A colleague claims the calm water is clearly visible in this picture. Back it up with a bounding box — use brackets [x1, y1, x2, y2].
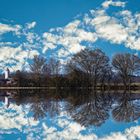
[0, 90, 140, 140]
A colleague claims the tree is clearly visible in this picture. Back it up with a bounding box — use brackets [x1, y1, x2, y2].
[112, 53, 140, 89]
[14, 70, 26, 87]
[48, 57, 60, 76]
[48, 57, 61, 87]
[99, 66, 112, 89]
[67, 69, 88, 87]
[67, 48, 110, 89]
[30, 55, 46, 86]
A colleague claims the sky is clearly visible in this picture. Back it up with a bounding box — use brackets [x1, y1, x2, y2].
[0, 0, 140, 71]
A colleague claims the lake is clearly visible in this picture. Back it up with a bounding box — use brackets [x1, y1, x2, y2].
[0, 89, 140, 140]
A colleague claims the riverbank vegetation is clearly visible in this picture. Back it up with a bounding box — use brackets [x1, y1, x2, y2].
[1, 48, 140, 89]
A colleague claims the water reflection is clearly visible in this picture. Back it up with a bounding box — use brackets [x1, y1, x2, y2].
[0, 89, 140, 139]
[1, 89, 140, 124]
[112, 91, 140, 122]
[65, 90, 140, 127]
[65, 90, 110, 127]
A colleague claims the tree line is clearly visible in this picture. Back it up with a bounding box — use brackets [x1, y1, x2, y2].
[6, 48, 140, 89]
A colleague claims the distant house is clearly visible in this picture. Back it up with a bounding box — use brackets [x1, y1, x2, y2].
[0, 68, 13, 85]
[4, 68, 10, 79]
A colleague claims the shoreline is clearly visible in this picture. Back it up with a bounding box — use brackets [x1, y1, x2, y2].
[0, 85, 139, 90]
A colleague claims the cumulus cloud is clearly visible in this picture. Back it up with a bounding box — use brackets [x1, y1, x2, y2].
[92, 16, 128, 44]
[102, 0, 126, 9]
[63, 20, 81, 33]
[42, 19, 97, 58]
[26, 32, 40, 44]
[0, 21, 41, 71]
[100, 126, 140, 140]
[86, 1, 140, 50]
[26, 21, 36, 29]
[0, 42, 17, 46]
[0, 23, 21, 35]
[0, 103, 38, 131]
[41, 0, 140, 62]
[39, 116, 140, 140]
[0, 45, 39, 71]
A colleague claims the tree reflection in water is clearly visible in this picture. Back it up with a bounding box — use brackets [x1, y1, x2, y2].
[112, 91, 140, 122]
[10, 89, 140, 127]
[65, 90, 111, 127]
[12, 90, 62, 120]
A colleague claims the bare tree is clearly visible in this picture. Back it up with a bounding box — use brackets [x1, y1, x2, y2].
[30, 55, 46, 86]
[99, 66, 112, 89]
[112, 53, 140, 89]
[14, 70, 25, 87]
[48, 57, 61, 87]
[48, 57, 60, 75]
[67, 48, 110, 89]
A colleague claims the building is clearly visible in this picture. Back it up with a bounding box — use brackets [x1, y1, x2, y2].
[0, 68, 12, 85]
[4, 68, 10, 79]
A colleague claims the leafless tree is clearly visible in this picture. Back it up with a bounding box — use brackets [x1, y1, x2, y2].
[48, 57, 60, 75]
[30, 55, 46, 86]
[14, 70, 27, 86]
[67, 48, 110, 89]
[48, 57, 61, 87]
[112, 53, 140, 89]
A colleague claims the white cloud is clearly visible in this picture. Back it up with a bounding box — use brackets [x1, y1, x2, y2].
[57, 48, 70, 58]
[132, 38, 140, 50]
[26, 32, 35, 43]
[43, 32, 59, 44]
[26, 21, 36, 29]
[0, 23, 21, 35]
[100, 126, 140, 140]
[42, 0, 138, 62]
[57, 118, 70, 128]
[41, 116, 140, 140]
[26, 32, 40, 44]
[95, 21, 128, 44]
[63, 20, 81, 34]
[0, 45, 39, 71]
[86, 3, 140, 50]
[42, 42, 57, 53]
[91, 15, 111, 25]
[42, 20, 97, 58]
[0, 103, 38, 131]
[0, 42, 17, 46]
[89, 9, 129, 44]
[102, 0, 126, 9]
[0, 21, 41, 71]
[75, 29, 97, 42]
[42, 123, 57, 134]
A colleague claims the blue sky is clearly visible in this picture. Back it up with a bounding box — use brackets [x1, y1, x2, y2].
[0, 0, 104, 30]
[0, 0, 140, 71]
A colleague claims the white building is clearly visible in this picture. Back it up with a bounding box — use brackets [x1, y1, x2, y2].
[4, 92, 11, 108]
[4, 68, 10, 79]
